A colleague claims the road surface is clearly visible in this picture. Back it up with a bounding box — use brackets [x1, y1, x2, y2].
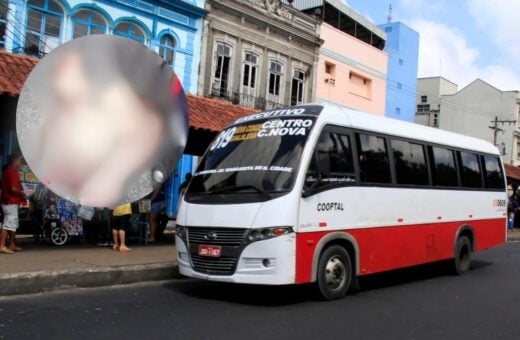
[1, 243, 519, 340]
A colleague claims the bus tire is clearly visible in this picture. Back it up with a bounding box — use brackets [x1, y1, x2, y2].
[451, 235, 472, 275]
[316, 245, 352, 300]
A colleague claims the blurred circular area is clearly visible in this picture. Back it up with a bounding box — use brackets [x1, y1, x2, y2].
[16, 35, 189, 207]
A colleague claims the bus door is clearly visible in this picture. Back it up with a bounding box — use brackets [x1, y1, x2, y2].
[297, 127, 359, 278]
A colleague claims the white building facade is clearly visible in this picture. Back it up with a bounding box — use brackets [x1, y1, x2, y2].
[416, 77, 520, 166]
[415, 77, 457, 128]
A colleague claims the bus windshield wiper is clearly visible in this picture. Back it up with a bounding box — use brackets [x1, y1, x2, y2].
[210, 185, 272, 199]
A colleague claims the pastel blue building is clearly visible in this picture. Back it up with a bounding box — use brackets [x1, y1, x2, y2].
[1, 0, 205, 93]
[0, 0, 206, 216]
[377, 22, 419, 122]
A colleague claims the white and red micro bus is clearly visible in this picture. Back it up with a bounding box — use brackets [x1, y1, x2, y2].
[175, 104, 507, 300]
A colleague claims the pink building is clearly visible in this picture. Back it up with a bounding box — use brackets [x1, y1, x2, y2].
[292, 1, 388, 115]
[316, 23, 388, 115]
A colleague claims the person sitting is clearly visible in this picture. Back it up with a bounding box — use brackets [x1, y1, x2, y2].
[44, 203, 59, 222]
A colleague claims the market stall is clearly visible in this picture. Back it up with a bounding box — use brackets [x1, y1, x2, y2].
[19, 165, 84, 245]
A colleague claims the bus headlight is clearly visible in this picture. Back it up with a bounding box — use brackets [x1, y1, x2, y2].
[176, 225, 186, 241]
[247, 227, 293, 243]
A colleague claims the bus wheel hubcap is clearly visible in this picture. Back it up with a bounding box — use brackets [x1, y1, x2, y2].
[325, 256, 346, 290]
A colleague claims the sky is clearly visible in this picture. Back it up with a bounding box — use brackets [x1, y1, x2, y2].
[344, 0, 520, 92]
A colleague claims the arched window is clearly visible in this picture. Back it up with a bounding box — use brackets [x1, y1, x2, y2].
[158, 34, 175, 67]
[268, 61, 283, 96]
[266, 60, 284, 109]
[72, 9, 107, 39]
[290, 69, 305, 106]
[25, 0, 64, 57]
[113, 21, 146, 43]
[212, 42, 232, 97]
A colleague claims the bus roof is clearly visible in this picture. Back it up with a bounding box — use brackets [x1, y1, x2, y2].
[318, 104, 500, 155]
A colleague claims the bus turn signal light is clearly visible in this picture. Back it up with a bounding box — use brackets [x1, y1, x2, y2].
[247, 227, 294, 242]
[273, 228, 288, 236]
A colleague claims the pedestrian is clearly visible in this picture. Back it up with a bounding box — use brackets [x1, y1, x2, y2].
[111, 202, 132, 252]
[148, 184, 165, 243]
[0, 154, 27, 254]
[95, 208, 112, 247]
[510, 194, 520, 229]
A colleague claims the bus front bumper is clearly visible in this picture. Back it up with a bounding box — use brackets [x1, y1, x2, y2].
[176, 233, 296, 285]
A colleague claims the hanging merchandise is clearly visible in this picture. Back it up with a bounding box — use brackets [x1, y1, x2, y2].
[56, 198, 83, 237]
[78, 205, 95, 221]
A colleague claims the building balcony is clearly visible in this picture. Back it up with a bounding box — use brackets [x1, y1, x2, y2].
[209, 89, 287, 111]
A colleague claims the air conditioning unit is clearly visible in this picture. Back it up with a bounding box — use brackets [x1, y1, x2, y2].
[324, 78, 335, 85]
[43, 37, 60, 54]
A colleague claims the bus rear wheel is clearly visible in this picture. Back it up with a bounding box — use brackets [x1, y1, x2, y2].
[316, 245, 352, 300]
[451, 235, 472, 275]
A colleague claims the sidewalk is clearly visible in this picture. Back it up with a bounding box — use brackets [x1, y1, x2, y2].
[0, 236, 180, 296]
[507, 228, 520, 242]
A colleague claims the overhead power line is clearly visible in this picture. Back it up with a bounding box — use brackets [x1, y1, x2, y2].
[489, 116, 517, 146]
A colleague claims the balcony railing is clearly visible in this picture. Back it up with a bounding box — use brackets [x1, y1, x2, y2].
[209, 89, 287, 111]
[12, 46, 46, 59]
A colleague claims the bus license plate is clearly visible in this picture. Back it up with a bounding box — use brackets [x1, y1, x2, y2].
[198, 245, 221, 257]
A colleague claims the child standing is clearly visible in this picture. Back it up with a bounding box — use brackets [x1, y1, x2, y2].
[112, 202, 132, 252]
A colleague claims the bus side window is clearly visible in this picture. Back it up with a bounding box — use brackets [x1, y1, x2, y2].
[483, 155, 505, 190]
[306, 131, 354, 189]
[391, 139, 429, 186]
[356, 133, 391, 184]
[431, 146, 459, 187]
[459, 151, 483, 188]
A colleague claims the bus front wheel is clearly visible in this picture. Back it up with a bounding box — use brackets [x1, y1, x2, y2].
[316, 245, 352, 300]
[451, 235, 472, 275]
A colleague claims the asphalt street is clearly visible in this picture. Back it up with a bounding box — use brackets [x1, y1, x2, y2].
[1, 242, 520, 340]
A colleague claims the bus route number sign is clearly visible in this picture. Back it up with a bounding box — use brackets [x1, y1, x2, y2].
[198, 245, 222, 257]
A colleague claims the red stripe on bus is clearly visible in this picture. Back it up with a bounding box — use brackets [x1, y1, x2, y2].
[294, 218, 506, 284]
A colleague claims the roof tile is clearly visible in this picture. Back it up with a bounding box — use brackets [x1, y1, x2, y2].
[0, 51, 39, 97]
[186, 94, 259, 132]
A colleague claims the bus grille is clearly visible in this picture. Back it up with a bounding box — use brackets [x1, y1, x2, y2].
[186, 227, 248, 275]
[190, 255, 237, 275]
[187, 227, 247, 246]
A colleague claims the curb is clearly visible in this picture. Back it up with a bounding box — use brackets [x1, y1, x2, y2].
[507, 230, 520, 242]
[0, 263, 182, 296]
[2, 235, 518, 296]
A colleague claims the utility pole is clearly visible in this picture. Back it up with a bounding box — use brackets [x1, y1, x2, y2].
[489, 116, 516, 149]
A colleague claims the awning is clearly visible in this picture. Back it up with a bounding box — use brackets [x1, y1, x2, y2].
[504, 164, 520, 181]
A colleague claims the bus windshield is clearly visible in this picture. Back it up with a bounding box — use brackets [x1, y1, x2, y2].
[186, 116, 317, 203]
